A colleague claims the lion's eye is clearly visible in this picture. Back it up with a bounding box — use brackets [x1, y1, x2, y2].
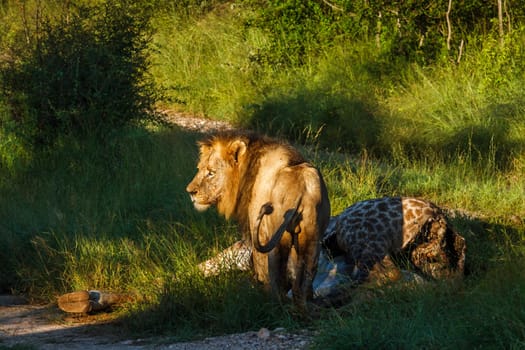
[206, 169, 216, 178]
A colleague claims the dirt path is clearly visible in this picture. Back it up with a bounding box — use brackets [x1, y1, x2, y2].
[0, 297, 313, 349]
[160, 109, 235, 133]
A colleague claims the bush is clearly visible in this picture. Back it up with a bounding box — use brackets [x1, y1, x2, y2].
[245, 0, 525, 68]
[0, 0, 158, 147]
[246, 0, 349, 67]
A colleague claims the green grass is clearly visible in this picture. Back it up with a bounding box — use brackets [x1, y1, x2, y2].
[0, 127, 228, 295]
[151, 5, 525, 168]
[0, 123, 523, 344]
[0, 125, 306, 339]
[150, 6, 263, 121]
[313, 258, 525, 349]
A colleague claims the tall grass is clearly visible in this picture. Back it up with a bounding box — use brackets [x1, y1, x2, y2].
[0, 127, 218, 293]
[315, 146, 524, 220]
[151, 5, 524, 171]
[2, 126, 521, 288]
[0, 123, 523, 341]
[151, 5, 264, 120]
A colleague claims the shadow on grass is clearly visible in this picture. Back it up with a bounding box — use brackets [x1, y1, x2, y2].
[246, 91, 524, 170]
[386, 99, 524, 170]
[0, 124, 300, 340]
[115, 210, 524, 343]
[0, 126, 229, 295]
[245, 92, 382, 153]
[118, 271, 295, 340]
[448, 213, 525, 277]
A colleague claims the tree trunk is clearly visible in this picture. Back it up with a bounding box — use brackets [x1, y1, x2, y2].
[446, 0, 453, 51]
[498, 0, 504, 45]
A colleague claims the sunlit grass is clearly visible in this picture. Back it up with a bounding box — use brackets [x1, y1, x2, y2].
[317, 147, 524, 220]
[150, 7, 263, 121]
[0, 124, 302, 337]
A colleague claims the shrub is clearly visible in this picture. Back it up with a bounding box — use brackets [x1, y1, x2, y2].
[246, 0, 349, 67]
[0, 0, 158, 147]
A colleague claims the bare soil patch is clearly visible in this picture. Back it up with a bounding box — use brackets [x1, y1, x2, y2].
[160, 109, 234, 133]
[0, 296, 312, 349]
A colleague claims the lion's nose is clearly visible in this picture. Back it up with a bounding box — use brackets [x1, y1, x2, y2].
[186, 183, 196, 195]
[186, 188, 197, 203]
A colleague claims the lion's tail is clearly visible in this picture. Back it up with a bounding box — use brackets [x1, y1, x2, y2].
[253, 197, 302, 253]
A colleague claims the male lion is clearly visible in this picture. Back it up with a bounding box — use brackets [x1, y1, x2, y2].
[186, 131, 331, 307]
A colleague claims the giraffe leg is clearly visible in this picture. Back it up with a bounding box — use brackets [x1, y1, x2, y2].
[368, 255, 402, 285]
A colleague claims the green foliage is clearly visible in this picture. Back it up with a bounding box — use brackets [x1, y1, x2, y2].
[149, 2, 525, 170]
[0, 0, 158, 147]
[246, 0, 346, 66]
[244, 0, 525, 67]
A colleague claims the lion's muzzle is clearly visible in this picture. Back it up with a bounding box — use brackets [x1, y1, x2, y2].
[186, 182, 212, 212]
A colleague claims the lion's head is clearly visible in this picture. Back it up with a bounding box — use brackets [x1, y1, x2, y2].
[186, 132, 307, 221]
[186, 132, 253, 219]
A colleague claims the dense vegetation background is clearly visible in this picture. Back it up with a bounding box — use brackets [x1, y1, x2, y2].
[0, 0, 524, 348]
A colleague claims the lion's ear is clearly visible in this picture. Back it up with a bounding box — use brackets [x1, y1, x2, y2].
[228, 140, 247, 164]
